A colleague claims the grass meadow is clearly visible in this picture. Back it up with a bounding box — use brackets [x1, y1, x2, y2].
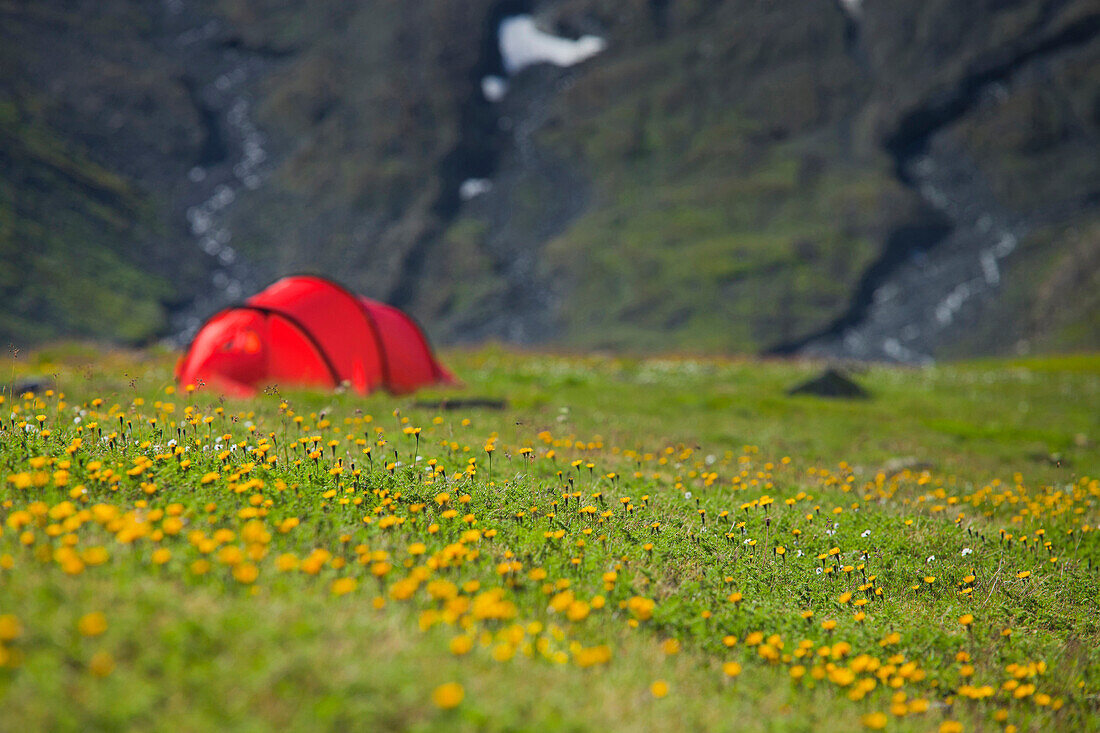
[0, 345, 1097, 731]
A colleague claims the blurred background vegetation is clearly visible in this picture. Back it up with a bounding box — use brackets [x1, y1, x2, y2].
[0, 0, 1096, 358]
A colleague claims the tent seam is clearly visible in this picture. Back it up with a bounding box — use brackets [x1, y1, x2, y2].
[236, 305, 342, 388]
[294, 275, 394, 390]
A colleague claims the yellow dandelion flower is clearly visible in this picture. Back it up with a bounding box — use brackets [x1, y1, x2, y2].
[450, 635, 474, 655]
[331, 577, 357, 596]
[233, 563, 259, 584]
[78, 612, 108, 637]
[650, 680, 669, 698]
[0, 614, 22, 641]
[861, 712, 888, 730]
[88, 651, 114, 677]
[432, 682, 465, 709]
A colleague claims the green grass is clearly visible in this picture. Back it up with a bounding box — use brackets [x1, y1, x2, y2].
[0, 346, 1097, 731]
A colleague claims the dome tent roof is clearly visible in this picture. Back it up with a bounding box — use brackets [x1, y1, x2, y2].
[176, 275, 453, 397]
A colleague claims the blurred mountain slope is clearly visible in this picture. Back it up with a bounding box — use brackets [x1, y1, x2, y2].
[0, 0, 1096, 356]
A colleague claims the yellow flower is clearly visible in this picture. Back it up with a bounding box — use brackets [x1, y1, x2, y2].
[959, 614, 974, 626]
[233, 563, 259, 584]
[0, 614, 22, 641]
[491, 643, 514, 662]
[627, 596, 655, 621]
[78, 612, 108, 637]
[650, 680, 669, 698]
[82, 547, 110, 566]
[450, 635, 474, 655]
[89, 651, 115, 677]
[939, 722, 963, 733]
[828, 667, 856, 686]
[567, 600, 591, 622]
[331, 578, 357, 596]
[432, 682, 465, 709]
[151, 548, 171, 565]
[1015, 570, 1031, 579]
[861, 712, 888, 730]
[723, 661, 742, 677]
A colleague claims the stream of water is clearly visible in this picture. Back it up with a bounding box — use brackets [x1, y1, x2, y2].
[162, 0, 271, 343]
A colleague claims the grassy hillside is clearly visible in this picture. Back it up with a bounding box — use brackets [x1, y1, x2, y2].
[0, 104, 173, 344]
[0, 346, 1097, 730]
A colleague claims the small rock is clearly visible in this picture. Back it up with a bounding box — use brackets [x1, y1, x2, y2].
[787, 368, 870, 399]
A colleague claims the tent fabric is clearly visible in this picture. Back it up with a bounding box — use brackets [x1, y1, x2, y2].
[176, 275, 453, 397]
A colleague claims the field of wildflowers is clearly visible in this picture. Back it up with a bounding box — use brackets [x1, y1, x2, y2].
[0, 345, 1097, 731]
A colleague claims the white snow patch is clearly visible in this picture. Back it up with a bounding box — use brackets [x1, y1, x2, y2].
[481, 75, 508, 102]
[499, 16, 606, 75]
[980, 249, 1000, 285]
[993, 232, 1017, 257]
[459, 178, 493, 200]
[838, 0, 863, 19]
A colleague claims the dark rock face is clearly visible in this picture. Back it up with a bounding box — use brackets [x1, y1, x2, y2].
[1, 1, 1097, 357]
[787, 368, 870, 399]
[774, 3, 1100, 361]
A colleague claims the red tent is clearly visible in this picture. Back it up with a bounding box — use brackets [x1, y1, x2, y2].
[176, 275, 454, 397]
